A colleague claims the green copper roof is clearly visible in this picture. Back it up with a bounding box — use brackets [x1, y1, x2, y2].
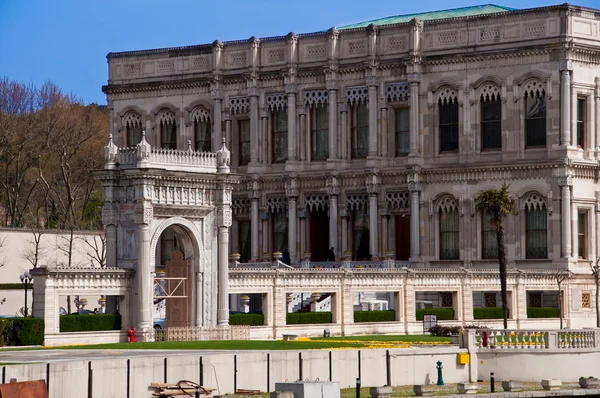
[337, 4, 516, 30]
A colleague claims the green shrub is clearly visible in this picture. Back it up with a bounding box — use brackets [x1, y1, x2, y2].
[0, 318, 44, 346]
[229, 313, 264, 326]
[60, 314, 122, 332]
[286, 312, 332, 325]
[416, 308, 455, 321]
[527, 307, 560, 318]
[0, 283, 33, 290]
[473, 307, 509, 320]
[429, 325, 461, 336]
[354, 310, 396, 323]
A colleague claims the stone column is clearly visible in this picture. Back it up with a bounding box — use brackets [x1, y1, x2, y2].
[340, 209, 348, 257]
[299, 210, 307, 255]
[261, 113, 269, 164]
[380, 207, 389, 254]
[367, 77, 378, 157]
[212, 94, 223, 151]
[380, 105, 388, 157]
[249, 87, 259, 163]
[248, 180, 260, 261]
[408, 182, 421, 260]
[298, 111, 306, 161]
[559, 60, 572, 146]
[367, 173, 380, 259]
[559, 175, 573, 258]
[261, 211, 269, 261]
[285, 177, 299, 263]
[135, 201, 153, 338]
[224, 117, 232, 149]
[327, 80, 338, 160]
[286, 84, 298, 162]
[409, 75, 420, 156]
[217, 210, 231, 326]
[102, 207, 118, 268]
[339, 104, 348, 159]
[327, 182, 340, 258]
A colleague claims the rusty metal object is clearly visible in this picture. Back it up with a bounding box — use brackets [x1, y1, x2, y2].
[0, 379, 48, 398]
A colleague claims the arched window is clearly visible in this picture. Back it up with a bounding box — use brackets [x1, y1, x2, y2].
[191, 107, 211, 152]
[523, 193, 547, 259]
[523, 80, 547, 148]
[123, 112, 143, 147]
[479, 84, 501, 150]
[158, 110, 177, 149]
[437, 196, 459, 260]
[437, 88, 458, 152]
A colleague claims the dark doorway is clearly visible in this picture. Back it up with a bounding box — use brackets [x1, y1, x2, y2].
[310, 210, 329, 261]
[395, 215, 411, 260]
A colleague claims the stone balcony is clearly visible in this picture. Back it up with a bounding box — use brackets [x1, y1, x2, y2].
[229, 259, 412, 269]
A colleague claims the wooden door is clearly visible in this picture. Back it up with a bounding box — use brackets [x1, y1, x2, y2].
[165, 250, 191, 328]
[395, 215, 411, 261]
[310, 210, 330, 261]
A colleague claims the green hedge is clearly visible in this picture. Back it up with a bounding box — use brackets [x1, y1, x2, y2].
[354, 310, 396, 323]
[60, 314, 122, 332]
[527, 307, 560, 318]
[286, 312, 332, 325]
[416, 308, 455, 321]
[474, 307, 509, 320]
[0, 318, 44, 346]
[0, 283, 33, 290]
[229, 313, 264, 326]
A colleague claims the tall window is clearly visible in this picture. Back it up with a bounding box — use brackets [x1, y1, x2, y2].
[160, 228, 179, 266]
[272, 109, 288, 163]
[193, 113, 211, 152]
[482, 212, 498, 259]
[578, 211, 587, 259]
[272, 211, 288, 253]
[439, 97, 458, 152]
[577, 98, 586, 148]
[351, 103, 369, 159]
[440, 208, 459, 260]
[159, 111, 177, 149]
[524, 87, 546, 147]
[125, 113, 143, 147]
[238, 119, 250, 166]
[311, 105, 329, 160]
[481, 95, 501, 150]
[395, 108, 409, 155]
[238, 220, 251, 262]
[526, 205, 547, 259]
[352, 208, 370, 260]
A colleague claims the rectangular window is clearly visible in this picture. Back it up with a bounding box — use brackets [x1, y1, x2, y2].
[440, 209, 459, 260]
[160, 121, 177, 149]
[194, 120, 212, 152]
[126, 124, 143, 147]
[577, 98, 586, 148]
[272, 211, 288, 253]
[439, 100, 459, 152]
[238, 220, 251, 262]
[481, 99, 501, 150]
[484, 292, 498, 308]
[238, 119, 250, 166]
[526, 208, 547, 259]
[482, 212, 498, 259]
[582, 292, 591, 309]
[311, 105, 329, 161]
[525, 94, 546, 147]
[351, 103, 369, 159]
[352, 208, 370, 260]
[395, 108, 410, 155]
[272, 109, 288, 163]
[578, 211, 587, 259]
[528, 292, 542, 308]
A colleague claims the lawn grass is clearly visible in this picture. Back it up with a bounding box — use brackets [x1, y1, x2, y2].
[46, 334, 449, 351]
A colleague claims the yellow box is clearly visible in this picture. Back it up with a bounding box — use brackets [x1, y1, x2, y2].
[456, 352, 470, 365]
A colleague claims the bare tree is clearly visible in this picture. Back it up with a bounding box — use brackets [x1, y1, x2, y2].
[57, 224, 76, 314]
[550, 269, 570, 329]
[83, 229, 106, 268]
[21, 225, 45, 269]
[592, 260, 600, 328]
[0, 234, 6, 268]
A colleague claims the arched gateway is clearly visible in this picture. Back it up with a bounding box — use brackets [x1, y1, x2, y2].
[96, 134, 239, 341]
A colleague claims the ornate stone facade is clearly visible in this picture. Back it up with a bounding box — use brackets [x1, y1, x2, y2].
[103, 4, 600, 328]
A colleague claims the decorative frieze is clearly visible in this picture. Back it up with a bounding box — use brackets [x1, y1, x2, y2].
[191, 106, 210, 122]
[385, 82, 410, 102]
[266, 93, 287, 111]
[479, 27, 501, 41]
[345, 86, 368, 105]
[387, 192, 410, 209]
[523, 22, 545, 36]
[268, 48, 285, 63]
[191, 56, 209, 70]
[305, 44, 326, 59]
[304, 90, 328, 108]
[158, 60, 175, 73]
[346, 193, 369, 211]
[229, 96, 249, 114]
[232, 198, 251, 216]
[229, 51, 247, 66]
[305, 193, 329, 212]
[266, 196, 288, 213]
[123, 63, 141, 76]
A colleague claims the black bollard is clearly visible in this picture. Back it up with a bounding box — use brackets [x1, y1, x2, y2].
[490, 372, 495, 393]
[356, 377, 361, 398]
[195, 386, 200, 398]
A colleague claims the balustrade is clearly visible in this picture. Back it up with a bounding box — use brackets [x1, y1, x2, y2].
[470, 329, 599, 350]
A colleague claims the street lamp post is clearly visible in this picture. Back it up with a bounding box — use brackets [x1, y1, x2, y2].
[19, 271, 33, 317]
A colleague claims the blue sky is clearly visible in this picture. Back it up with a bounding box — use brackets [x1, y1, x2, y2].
[1, 0, 598, 105]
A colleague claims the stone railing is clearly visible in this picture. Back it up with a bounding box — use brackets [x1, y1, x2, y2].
[232, 259, 412, 269]
[153, 325, 250, 341]
[117, 146, 218, 172]
[465, 329, 599, 350]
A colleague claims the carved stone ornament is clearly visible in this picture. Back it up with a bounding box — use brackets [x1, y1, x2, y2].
[285, 178, 299, 198]
[408, 181, 422, 192]
[557, 175, 573, 187]
[134, 201, 153, 225]
[102, 208, 118, 226]
[366, 76, 378, 87]
[247, 179, 261, 199]
[217, 208, 232, 228]
[366, 173, 380, 195]
[326, 175, 340, 196]
[104, 134, 118, 166]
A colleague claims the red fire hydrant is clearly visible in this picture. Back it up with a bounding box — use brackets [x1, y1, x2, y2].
[482, 331, 488, 347]
[127, 327, 135, 343]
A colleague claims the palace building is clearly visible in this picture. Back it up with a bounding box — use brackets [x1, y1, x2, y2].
[96, 3, 600, 336]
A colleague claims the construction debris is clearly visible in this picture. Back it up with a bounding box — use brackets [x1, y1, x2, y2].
[150, 380, 215, 397]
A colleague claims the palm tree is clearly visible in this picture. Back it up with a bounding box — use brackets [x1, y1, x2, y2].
[475, 183, 516, 330]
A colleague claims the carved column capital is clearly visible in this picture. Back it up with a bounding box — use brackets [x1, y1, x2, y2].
[285, 177, 299, 198]
[559, 59, 573, 71]
[247, 86, 260, 97]
[408, 182, 422, 192]
[134, 201, 153, 225]
[285, 84, 298, 94]
[102, 208, 118, 226]
[557, 176, 573, 187]
[217, 207, 232, 228]
[366, 76, 379, 87]
[326, 79, 339, 91]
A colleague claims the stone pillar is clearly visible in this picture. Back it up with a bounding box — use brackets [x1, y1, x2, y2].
[299, 210, 307, 255]
[409, 75, 420, 156]
[248, 182, 260, 261]
[224, 117, 232, 149]
[340, 209, 349, 257]
[286, 84, 298, 162]
[249, 88, 260, 163]
[285, 177, 299, 263]
[380, 208, 389, 254]
[367, 173, 380, 259]
[559, 60, 572, 146]
[298, 111, 306, 161]
[217, 206, 232, 326]
[327, 184, 340, 258]
[367, 77, 378, 157]
[339, 104, 348, 159]
[102, 207, 118, 268]
[559, 175, 573, 258]
[135, 201, 153, 338]
[327, 80, 338, 160]
[261, 112, 269, 164]
[261, 211, 269, 261]
[212, 95, 223, 151]
[380, 105, 388, 157]
[408, 182, 421, 260]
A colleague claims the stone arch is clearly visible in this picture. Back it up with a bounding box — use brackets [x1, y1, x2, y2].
[514, 71, 550, 87]
[435, 85, 458, 105]
[150, 217, 203, 272]
[118, 105, 146, 119]
[151, 103, 179, 117]
[476, 81, 502, 102]
[435, 193, 459, 213]
[520, 191, 547, 211]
